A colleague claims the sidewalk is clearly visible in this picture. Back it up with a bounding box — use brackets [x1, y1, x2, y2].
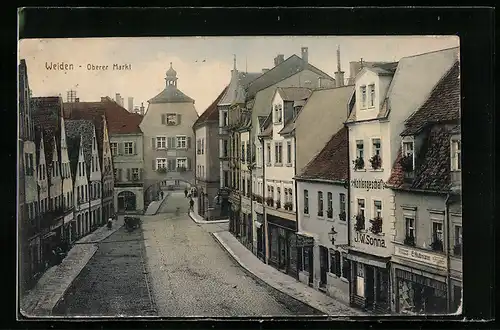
[20, 217, 125, 317]
[144, 192, 170, 215]
[212, 231, 367, 317]
[189, 210, 229, 224]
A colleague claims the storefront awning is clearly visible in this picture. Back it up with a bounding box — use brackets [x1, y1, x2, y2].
[42, 231, 56, 240]
[346, 251, 390, 269]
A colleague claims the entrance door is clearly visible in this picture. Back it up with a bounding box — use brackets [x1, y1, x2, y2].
[278, 235, 287, 271]
[365, 266, 375, 308]
[257, 226, 263, 259]
[319, 246, 328, 288]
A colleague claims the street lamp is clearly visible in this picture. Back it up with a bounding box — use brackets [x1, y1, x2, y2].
[328, 226, 338, 245]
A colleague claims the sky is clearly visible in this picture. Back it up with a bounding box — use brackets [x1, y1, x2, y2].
[19, 36, 459, 114]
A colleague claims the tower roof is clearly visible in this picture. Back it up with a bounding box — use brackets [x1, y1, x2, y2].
[166, 62, 177, 77]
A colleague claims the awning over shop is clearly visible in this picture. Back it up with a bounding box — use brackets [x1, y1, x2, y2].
[346, 250, 390, 269]
[42, 231, 56, 240]
[296, 232, 315, 247]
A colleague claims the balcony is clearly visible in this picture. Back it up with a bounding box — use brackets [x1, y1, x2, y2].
[430, 239, 444, 252]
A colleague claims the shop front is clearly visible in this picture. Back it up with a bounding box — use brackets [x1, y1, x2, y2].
[347, 250, 391, 313]
[296, 233, 315, 285]
[392, 243, 449, 314]
[267, 214, 298, 278]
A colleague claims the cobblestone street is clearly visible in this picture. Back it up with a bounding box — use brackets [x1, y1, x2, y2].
[52, 226, 156, 316]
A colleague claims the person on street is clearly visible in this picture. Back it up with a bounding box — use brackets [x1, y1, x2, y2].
[189, 198, 194, 212]
[160, 190, 164, 199]
[107, 218, 113, 229]
[184, 188, 188, 198]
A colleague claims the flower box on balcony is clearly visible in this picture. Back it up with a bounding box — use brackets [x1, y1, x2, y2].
[453, 244, 462, 256]
[275, 200, 281, 209]
[431, 239, 444, 252]
[369, 154, 382, 170]
[156, 167, 167, 174]
[369, 216, 383, 234]
[265, 197, 273, 206]
[326, 208, 333, 218]
[177, 166, 187, 172]
[354, 214, 365, 231]
[353, 157, 365, 170]
[404, 235, 416, 247]
[284, 202, 293, 211]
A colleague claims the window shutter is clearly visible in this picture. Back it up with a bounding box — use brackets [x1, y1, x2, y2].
[132, 142, 136, 155]
[187, 137, 191, 149]
[168, 159, 175, 171]
[187, 158, 191, 170]
[119, 142, 125, 155]
[152, 137, 156, 149]
[177, 114, 182, 125]
[167, 137, 173, 149]
[139, 168, 143, 180]
[117, 168, 122, 181]
[152, 159, 156, 170]
[126, 168, 131, 181]
[161, 114, 166, 124]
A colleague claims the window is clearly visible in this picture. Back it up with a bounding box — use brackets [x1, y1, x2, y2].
[166, 113, 177, 125]
[275, 142, 282, 164]
[357, 199, 365, 217]
[156, 136, 166, 149]
[304, 190, 309, 214]
[374, 200, 382, 218]
[368, 84, 375, 107]
[124, 142, 134, 155]
[93, 138, 96, 150]
[356, 140, 364, 159]
[406, 217, 415, 238]
[222, 111, 228, 127]
[132, 168, 139, 181]
[156, 158, 167, 169]
[241, 142, 246, 162]
[201, 139, 205, 154]
[451, 139, 461, 171]
[339, 193, 346, 219]
[342, 256, 350, 279]
[372, 138, 381, 157]
[327, 192, 333, 218]
[317, 191, 324, 217]
[274, 104, 282, 123]
[266, 143, 271, 165]
[330, 249, 341, 277]
[360, 85, 367, 108]
[286, 141, 292, 164]
[177, 136, 187, 149]
[223, 140, 229, 157]
[176, 157, 187, 169]
[433, 222, 443, 242]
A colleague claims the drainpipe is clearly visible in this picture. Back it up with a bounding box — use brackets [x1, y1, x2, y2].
[445, 192, 452, 313]
[345, 123, 353, 305]
[259, 135, 268, 264]
[293, 133, 299, 279]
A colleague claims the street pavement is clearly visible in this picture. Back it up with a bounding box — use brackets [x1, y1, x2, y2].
[141, 191, 322, 317]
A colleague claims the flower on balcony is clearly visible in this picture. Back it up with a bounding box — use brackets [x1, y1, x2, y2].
[404, 235, 416, 246]
[354, 214, 365, 231]
[177, 166, 187, 172]
[431, 238, 444, 252]
[265, 196, 273, 206]
[400, 154, 414, 173]
[326, 207, 333, 218]
[369, 216, 383, 234]
[353, 157, 365, 170]
[156, 167, 167, 174]
[339, 211, 346, 221]
[275, 200, 281, 209]
[369, 154, 382, 170]
[284, 202, 293, 211]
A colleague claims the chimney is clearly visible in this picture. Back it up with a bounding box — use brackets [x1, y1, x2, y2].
[301, 47, 309, 63]
[262, 68, 270, 74]
[128, 97, 134, 112]
[274, 54, 285, 67]
[75, 98, 80, 102]
[101, 97, 107, 102]
[334, 45, 345, 87]
[140, 102, 145, 115]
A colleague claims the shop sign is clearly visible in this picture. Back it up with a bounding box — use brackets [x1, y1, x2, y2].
[354, 231, 387, 248]
[395, 246, 446, 268]
[296, 235, 314, 247]
[350, 179, 386, 191]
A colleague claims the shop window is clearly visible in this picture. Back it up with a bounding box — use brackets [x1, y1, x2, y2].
[329, 249, 341, 277]
[356, 263, 365, 297]
[453, 285, 462, 313]
[376, 269, 389, 304]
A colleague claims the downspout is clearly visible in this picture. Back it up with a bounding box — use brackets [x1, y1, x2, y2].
[445, 192, 452, 313]
[346, 124, 353, 305]
[293, 131, 299, 279]
[259, 135, 268, 264]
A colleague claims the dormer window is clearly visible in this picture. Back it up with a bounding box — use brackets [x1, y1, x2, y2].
[163, 113, 178, 126]
[360, 85, 367, 108]
[274, 104, 282, 123]
[368, 84, 375, 107]
[401, 140, 415, 171]
[451, 139, 461, 171]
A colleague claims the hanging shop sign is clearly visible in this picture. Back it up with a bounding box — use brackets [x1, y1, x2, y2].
[354, 231, 387, 248]
[350, 179, 386, 191]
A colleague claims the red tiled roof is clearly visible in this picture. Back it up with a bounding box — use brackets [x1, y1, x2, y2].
[296, 127, 349, 182]
[401, 61, 460, 136]
[194, 86, 228, 128]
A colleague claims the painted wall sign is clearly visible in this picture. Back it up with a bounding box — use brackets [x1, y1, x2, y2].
[354, 231, 387, 248]
[350, 179, 386, 191]
[395, 246, 446, 268]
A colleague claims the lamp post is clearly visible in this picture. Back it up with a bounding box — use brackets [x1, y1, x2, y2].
[328, 225, 338, 245]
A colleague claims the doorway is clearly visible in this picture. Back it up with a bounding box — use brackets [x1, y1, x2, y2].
[365, 266, 375, 308]
[319, 246, 328, 289]
[117, 191, 137, 211]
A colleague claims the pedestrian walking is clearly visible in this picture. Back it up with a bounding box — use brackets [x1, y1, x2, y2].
[184, 188, 188, 198]
[189, 198, 194, 212]
[160, 190, 164, 199]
